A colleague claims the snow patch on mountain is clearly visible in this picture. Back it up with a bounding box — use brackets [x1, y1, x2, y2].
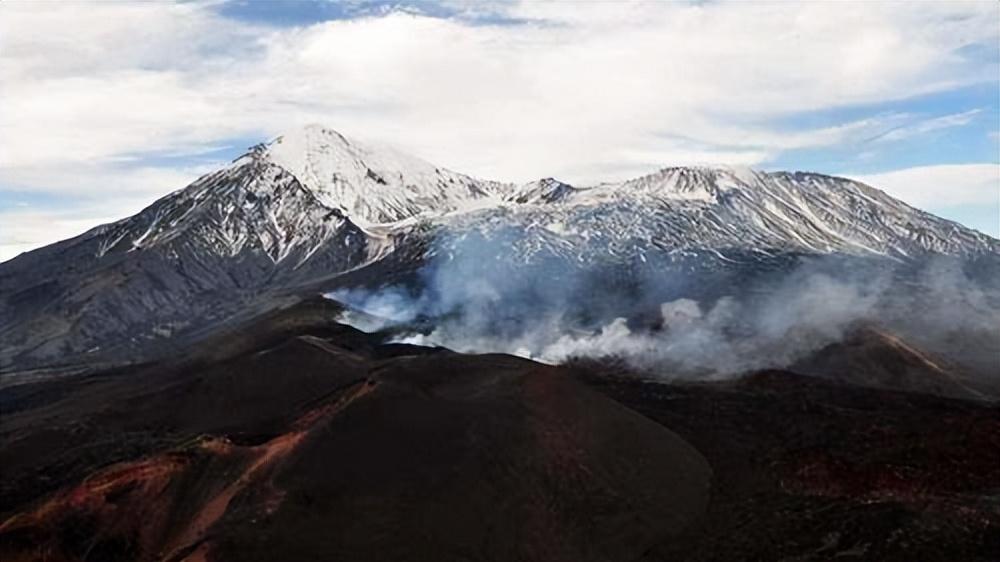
[258, 125, 999, 262]
[264, 124, 511, 225]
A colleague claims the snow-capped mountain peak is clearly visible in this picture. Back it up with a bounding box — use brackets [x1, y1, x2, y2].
[264, 125, 510, 225]
[256, 127, 996, 259]
[617, 166, 764, 202]
[506, 177, 578, 204]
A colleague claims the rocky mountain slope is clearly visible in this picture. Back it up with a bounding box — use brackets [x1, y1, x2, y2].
[1, 125, 997, 376]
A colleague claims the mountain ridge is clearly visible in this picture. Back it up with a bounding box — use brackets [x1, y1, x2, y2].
[4, 125, 997, 267]
[1, 125, 997, 376]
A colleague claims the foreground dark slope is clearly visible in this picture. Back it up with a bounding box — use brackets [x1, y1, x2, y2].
[582, 368, 1000, 561]
[0, 299, 709, 562]
[2, 298, 998, 561]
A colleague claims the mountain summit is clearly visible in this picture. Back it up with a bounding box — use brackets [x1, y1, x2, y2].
[259, 125, 997, 257]
[265, 125, 509, 224]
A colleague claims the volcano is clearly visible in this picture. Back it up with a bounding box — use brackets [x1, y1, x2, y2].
[1, 125, 997, 382]
[1, 126, 998, 560]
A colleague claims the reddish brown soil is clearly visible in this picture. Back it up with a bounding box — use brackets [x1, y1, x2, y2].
[1, 298, 996, 561]
[0, 301, 708, 562]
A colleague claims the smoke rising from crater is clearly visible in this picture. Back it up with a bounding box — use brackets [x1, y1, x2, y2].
[328, 231, 1000, 381]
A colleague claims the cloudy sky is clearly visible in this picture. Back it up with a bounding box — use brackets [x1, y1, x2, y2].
[1, 1, 998, 261]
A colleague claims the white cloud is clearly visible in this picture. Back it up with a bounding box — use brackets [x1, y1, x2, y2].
[869, 109, 985, 143]
[4, 2, 997, 177]
[3, 162, 215, 199]
[848, 163, 999, 208]
[0, 0, 997, 255]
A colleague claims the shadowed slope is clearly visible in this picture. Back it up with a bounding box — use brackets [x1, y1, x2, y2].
[790, 324, 986, 400]
[0, 300, 710, 562]
[581, 367, 1000, 562]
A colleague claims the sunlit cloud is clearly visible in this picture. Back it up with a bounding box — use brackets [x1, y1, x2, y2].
[1, 0, 997, 258]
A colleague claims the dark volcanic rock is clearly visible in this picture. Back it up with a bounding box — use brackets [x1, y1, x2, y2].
[0, 301, 709, 562]
[2, 298, 997, 561]
[580, 367, 1000, 562]
[790, 324, 987, 400]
